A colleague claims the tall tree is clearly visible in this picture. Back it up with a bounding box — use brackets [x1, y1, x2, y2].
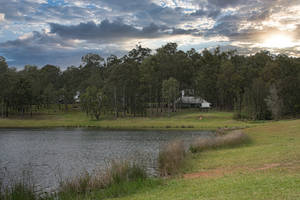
[265, 84, 283, 120]
[162, 77, 179, 117]
[80, 86, 107, 120]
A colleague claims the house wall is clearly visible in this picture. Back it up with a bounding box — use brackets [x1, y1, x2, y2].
[201, 102, 210, 108]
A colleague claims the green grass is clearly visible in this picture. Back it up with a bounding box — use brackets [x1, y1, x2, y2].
[111, 119, 300, 200]
[55, 179, 161, 200]
[0, 110, 257, 130]
[113, 170, 300, 200]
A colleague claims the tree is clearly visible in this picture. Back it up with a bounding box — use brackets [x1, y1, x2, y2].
[10, 77, 32, 115]
[240, 79, 270, 120]
[80, 86, 107, 120]
[162, 78, 179, 117]
[1, 44, 300, 120]
[43, 83, 56, 109]
[265, 85, 283, 120]
[0, 57, 10, 117]
[82, 53, 104, 66]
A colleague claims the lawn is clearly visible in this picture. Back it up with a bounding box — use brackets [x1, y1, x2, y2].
[110, 119, 300, 200]
[0, 110, 257, 130]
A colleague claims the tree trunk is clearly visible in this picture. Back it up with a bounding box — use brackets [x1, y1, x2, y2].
[95, 113, 100, 120]
[173, 100, 176, 112]
[1, 99, 4, 118]
[65, 103, 68, 112]
[114, 87, 117, 118]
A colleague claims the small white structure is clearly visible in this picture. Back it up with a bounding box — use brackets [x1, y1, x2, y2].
[201, 100, 211, 108]
[176, 90, 211, 108]
[74, 91, 80, 103]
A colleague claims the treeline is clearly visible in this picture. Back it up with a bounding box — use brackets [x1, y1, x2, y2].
[0, 43, 300, 120]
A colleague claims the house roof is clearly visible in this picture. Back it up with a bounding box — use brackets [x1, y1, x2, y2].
[177, 96, 205, 104]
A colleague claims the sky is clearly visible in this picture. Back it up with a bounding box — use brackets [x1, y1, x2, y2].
[0, 0, 300, 68]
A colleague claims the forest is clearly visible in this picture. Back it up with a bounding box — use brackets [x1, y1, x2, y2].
[0, 43, 300, 120]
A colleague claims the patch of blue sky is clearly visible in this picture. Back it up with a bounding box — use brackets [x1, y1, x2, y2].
[87, 4, 97, 9]
[47, 0, 67, 7]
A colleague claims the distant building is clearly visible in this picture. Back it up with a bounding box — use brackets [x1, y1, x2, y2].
[176, 90, 211, 108]
[74, 91, 80, 103]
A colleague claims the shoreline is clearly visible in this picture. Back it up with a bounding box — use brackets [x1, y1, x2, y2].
[0, 111, 256, 131]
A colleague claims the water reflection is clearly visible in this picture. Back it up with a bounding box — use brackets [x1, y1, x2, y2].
[0, 128, 212, 191]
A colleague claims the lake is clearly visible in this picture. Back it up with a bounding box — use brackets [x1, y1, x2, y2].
[0, 128, 213, 191]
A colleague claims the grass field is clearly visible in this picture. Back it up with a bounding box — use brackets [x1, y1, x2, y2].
[0, 110, 259, 130]
[110, 119, 300, 200]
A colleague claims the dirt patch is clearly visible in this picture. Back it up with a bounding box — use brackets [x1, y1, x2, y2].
[184, 163, 284, 179]
[256, 163, 281, 170]
[184, 169, 228, 179]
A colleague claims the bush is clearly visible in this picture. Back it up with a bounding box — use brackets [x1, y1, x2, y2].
[58, 161, 147, 196]
[190, 130, 250, 153]
[158, 140, 186, 176]
[106, 161, 147, 185]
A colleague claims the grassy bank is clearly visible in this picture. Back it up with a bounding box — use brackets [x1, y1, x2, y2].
[0, 110, 257, 130]
[112, 119, 300, 200]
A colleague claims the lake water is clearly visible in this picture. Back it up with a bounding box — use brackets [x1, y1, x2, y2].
[0, 128, 213, 191]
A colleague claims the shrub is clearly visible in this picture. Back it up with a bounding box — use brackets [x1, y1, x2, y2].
[158, 140, 186, 176]
[106, 161, 147, 185]
[190, 130, 250, 153]
[58, 161, 147, 196]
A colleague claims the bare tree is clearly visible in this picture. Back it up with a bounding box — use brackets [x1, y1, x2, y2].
[265, 84, 282, 120]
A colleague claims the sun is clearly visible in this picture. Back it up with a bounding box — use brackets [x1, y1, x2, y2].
[262, 34, 294, 48]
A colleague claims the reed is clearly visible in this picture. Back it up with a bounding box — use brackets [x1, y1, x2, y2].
[158, 140, 186, 176]
[190, 130, 251, 153]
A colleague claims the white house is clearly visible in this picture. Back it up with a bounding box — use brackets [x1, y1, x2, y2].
[176, 90, 211, 108]
[74, 91, 80, 103]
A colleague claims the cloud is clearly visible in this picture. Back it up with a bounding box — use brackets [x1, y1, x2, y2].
[208, 0, 242, 8]
[49, 20, 201, 42]
[1, 0, 300, 68]
[0, 13, 5, 21]
[0, 31, 125, 67]
[191, 8, 221, 19]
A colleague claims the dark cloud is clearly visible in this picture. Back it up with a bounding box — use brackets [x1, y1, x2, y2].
[171, 27, 200, 35]
[208, 0, 242, 8]
[204, 14, 240, 38]
[0, 31, 125, 67]
[2, 31, 72, 48]
[190, 7, 221, 19]
[49, 20, 200, 41]
[50, 20, 142, 40]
